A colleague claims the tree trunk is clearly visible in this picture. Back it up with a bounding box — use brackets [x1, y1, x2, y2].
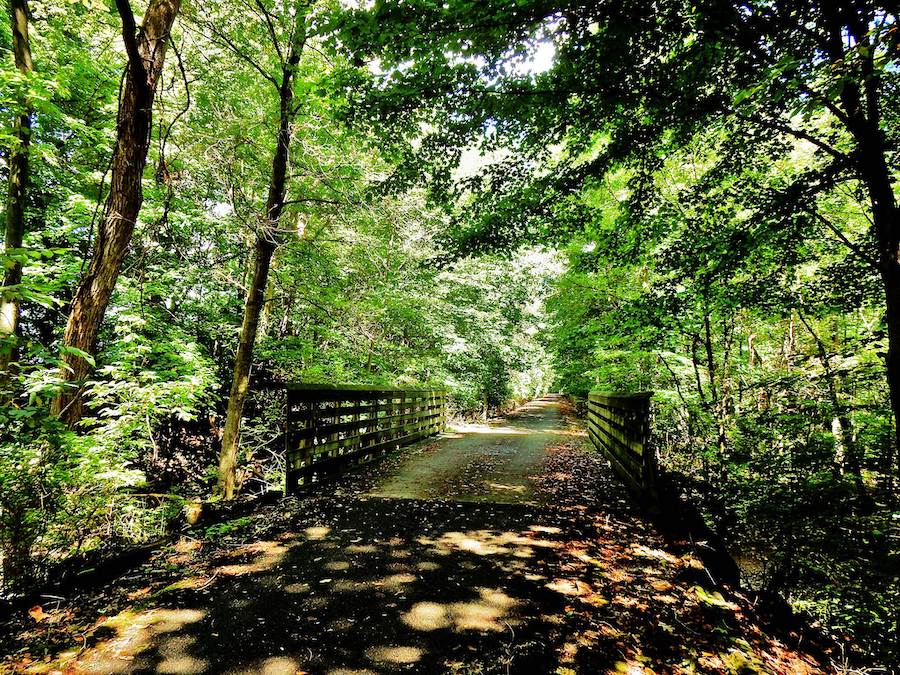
[0, 0, 34, 377]
[216, 235, 277, 499]
[819, 3, 900, 479]
[869, 167, 900, 479]
[848, 102, 900, 478]
[797, 311, 858, 477]
[702, 313, 729, 462]
[216, 41, 303, 500]
[51, 0, 181, 425]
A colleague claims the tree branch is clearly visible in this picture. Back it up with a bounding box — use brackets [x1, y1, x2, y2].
[733, 111, 849, 164]
[809, 209, 879, 272]
[282, 197, 352, 206]
[251, 0, 285, 65]
[202, 19, 279, 88]
[115, 0, 148, 94]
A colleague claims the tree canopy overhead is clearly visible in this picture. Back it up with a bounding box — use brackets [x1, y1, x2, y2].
[328, 1, 900, 660]
[328, 1, 891, 287]
[333, 0, 900, 441]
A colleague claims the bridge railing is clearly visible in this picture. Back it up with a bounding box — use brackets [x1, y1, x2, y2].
[586, 391, 656, 496]
[285, 384, 447, 492]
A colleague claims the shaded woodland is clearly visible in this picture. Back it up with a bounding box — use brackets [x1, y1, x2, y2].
[1, 0, 899, 669]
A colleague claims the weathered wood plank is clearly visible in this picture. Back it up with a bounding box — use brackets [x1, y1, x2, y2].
[586, 391, 655, 496]
[285, 384, 448, 492]
[289, 405, 445, 443]
[289, 411, 444, 456]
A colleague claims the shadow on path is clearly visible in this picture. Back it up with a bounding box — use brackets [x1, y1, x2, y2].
[3, 397, 829, 674]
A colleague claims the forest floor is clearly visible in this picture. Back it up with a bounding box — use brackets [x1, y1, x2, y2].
[1, 397, 834, 674]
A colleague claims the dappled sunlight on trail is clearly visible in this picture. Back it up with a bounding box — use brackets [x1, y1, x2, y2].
[401, 587, 518, 633]
[370, 396, 572, 504]
[2, 398, 829, 674]
[7, 492, 827, 674]
[73, 608, 208, 674]
[445, 423, 529, 435]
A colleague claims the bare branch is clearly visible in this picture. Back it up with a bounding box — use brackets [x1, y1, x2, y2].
[115, 0, 147, 93]
[733, 111, 849, 164]
[809, 209, 879, 272]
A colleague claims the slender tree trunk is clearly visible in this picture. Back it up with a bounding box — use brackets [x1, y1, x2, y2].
[782, 311, 795, 366]
[0, 0, 34, 377]
[278, 287, 295, 338]
[216, 41, 303, 500]
[797, 311, 858, 477]
[703, 313, 717, 406]
[689, 334, 705, 402]
[703, 313, 728, 462]
[51, 0, 181, 425]
[216, 235, 277, 499]
[848, 96, 900, 479]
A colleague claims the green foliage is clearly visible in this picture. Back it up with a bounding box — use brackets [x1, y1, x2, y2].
[0, 344, 170, 590]
[324, 1, 898, 664]
[540, 144, 899, 661]
[84, 308, 218, 458]
[203, 517, 252, 541]
[0, 0, 556, 591]
[2, 0, 897, 668]
[0, 402, 72, 590]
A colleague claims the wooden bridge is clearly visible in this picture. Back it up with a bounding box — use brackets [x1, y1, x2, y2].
[19, 389, 825, 674]
[585, 391, 656, 496]
[283, 384, 657, 501]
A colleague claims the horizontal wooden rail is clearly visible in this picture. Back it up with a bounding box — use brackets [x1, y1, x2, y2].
[586, 391, 656, 495]
[285, 384, 447, 492]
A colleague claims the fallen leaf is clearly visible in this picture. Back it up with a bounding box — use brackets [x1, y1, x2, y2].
[28, 605, 48, 623]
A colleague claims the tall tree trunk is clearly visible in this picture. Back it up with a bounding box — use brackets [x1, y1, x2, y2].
[821, 3, 900, 480]
[848, 88, 900, 479]
[216, 41, 303, 500]
[867, 158, 900, 478]
[703, 312, 728, 462]
[703, 312, 718, 406]
[51, 0, 181, 425]
[0, 0, 34, 377]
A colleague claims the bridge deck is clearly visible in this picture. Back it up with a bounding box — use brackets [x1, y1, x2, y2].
[370, 396, 567, 504]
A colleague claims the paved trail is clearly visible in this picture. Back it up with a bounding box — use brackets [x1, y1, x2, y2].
[372, 396, 566, 503]
[1, 398, 828, 674]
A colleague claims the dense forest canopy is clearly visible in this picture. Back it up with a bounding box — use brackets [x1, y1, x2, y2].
[1, 0, 898, 668]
